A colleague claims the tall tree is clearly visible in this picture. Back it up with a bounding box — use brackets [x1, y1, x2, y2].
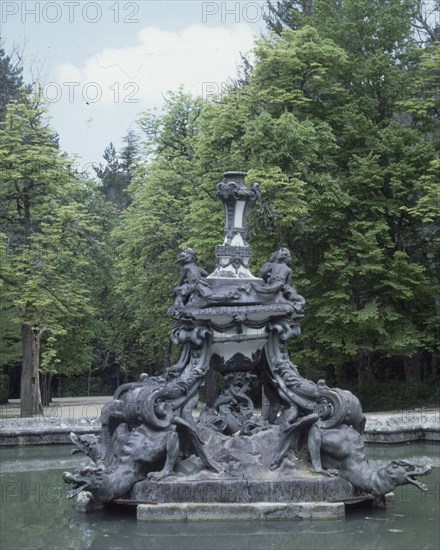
[94, 135, 138, 211]
[81, 1, 439, 409]
[82, 133, 141, 392]
[188, 0, 439, 402]
[0, 43, 25, 121]
[0, 96, 100, 415]
[113, 90, 204, 373]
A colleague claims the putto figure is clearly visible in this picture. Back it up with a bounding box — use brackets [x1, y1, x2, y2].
[254, 248, 306, 314]
[169, 248, 242, 314]
[169, 248, 210, 312]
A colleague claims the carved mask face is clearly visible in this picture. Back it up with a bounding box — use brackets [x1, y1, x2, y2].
[315, 397, 332, 419]
[154, 399, 168, 418]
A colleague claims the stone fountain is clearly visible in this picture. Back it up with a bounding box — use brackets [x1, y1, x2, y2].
[64, 171, 431, 521]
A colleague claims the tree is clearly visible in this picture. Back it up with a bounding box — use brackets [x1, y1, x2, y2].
[97, 0, 439, 409]
[255, 1, 435, 393]
[94, 130, 140, 211]
[0, 43, 25, 121]
[79, 133, 142, 393]
[0, 96, 101, 415]
[112, 90, 205, 374]
[183, 0, 439, 405]
[264, 0, 314, 33]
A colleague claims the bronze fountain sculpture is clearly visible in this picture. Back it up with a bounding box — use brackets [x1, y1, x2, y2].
[64, 172, 431, 516]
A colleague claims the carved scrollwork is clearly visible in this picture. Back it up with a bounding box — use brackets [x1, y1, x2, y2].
[215, 172, 260, 202]
[170, 320, 212, 347]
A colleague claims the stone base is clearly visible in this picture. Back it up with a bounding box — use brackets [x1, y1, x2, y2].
[122, 425, 369, 522]
[130, 474, 356, 504]
[137, 501, 345, 522]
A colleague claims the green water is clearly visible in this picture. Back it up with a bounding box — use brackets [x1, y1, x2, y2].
[0, 443, 438, 550]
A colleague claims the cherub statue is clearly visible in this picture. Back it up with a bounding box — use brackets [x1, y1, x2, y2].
[169, 248, 242, 314]
[169, 248, 211, 311]
[254, 248, 306, 313]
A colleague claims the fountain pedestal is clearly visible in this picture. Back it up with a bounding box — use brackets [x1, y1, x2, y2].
[168, 171, 313, 431]
[64, 171, 432, 519]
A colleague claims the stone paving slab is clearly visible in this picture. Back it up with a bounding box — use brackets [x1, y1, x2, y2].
[0, 397, 106, 445]
[0, 396, 110, 420]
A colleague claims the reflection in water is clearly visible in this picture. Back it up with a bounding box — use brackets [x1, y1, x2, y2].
[0, 443, 438, 550]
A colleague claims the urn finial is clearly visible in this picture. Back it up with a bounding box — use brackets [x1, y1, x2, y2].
[210, 171, 260, 279]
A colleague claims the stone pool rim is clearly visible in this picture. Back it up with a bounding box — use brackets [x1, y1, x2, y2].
[0, 408, 438, 446]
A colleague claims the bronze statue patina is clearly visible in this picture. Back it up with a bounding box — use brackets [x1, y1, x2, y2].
[169, 247, 243, 316]
[64, 172, 432, 513]
[64, 375, 221, 503]
[272, 387, 431, 498]
[253, 248, 306, 315]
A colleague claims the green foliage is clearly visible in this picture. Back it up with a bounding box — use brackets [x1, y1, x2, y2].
[58, 374, 113, 398]
[1, 2, 438, 409]
[251, 25, 349, 119]
[94, 130, 140, 210]
[349, 377, 440, 412]
[0, 44, 26, 120]
[112, 90, 206, 369]
[0, 96, 109, 409]
[111, 2, 439, 402]
[261, 2, 439, 381]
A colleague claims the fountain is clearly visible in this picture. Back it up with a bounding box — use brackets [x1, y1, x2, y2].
[63, 172, 432, 521]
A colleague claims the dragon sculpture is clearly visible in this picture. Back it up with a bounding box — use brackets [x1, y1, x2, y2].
[64, 365, 221, 503]
[271, 381, 432, 498]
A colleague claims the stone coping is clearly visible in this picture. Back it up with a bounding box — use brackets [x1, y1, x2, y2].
[362, 409, 439, 443]
[136, 501, 345, 522]
[0, 406, 438, 446]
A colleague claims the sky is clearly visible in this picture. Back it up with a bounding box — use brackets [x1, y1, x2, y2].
[2, 1, 271, 171]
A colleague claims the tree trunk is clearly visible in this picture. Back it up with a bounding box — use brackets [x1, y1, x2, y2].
[87, 365, 92, 397]
[40, 373, 53, 407]
[404, 350, 423, 390]
[357, 349, 371, 381]
[20, 324, 43, 417]
[20, 190, 43, 417]
[303, 0, 313, 17]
